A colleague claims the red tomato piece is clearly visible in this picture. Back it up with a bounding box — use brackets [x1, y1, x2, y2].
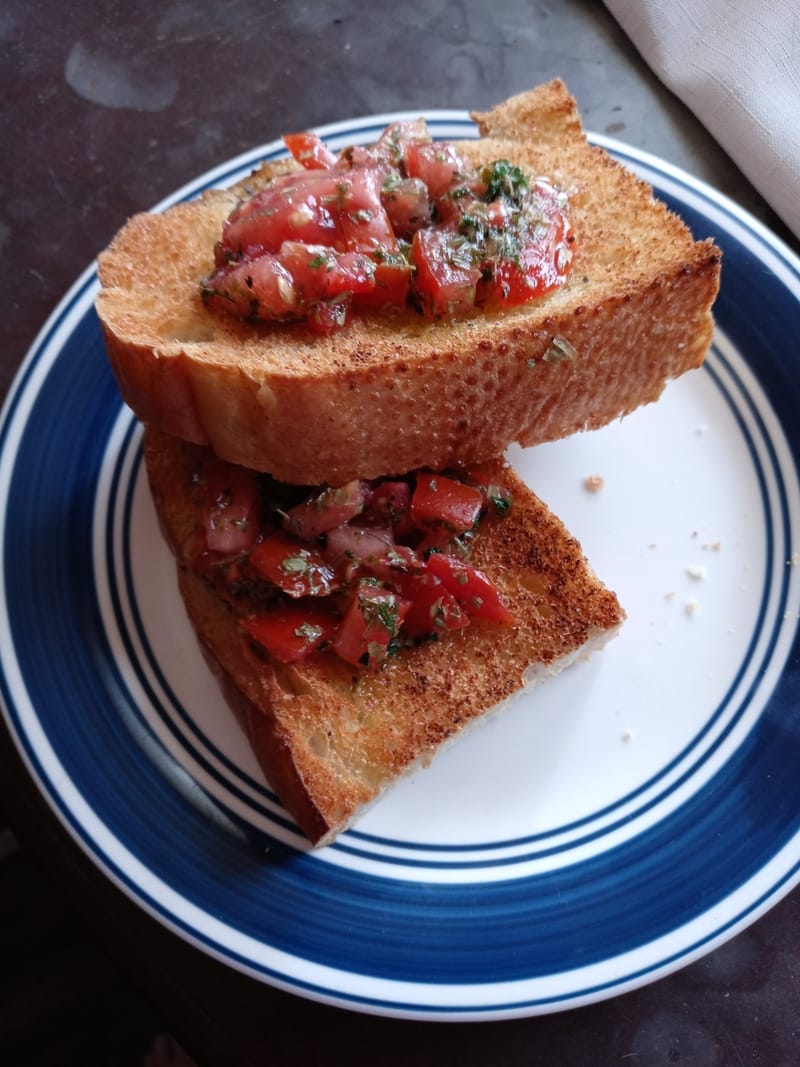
[410, 473, 483, 534]
[220, 171, 342, 258]
[405, 141, 468, 200]
[353, 258, 412, 310]
[332, 584, 410, 670]
[334, 167, 398, 253]
[202, 254, 298, 321]
[202, 456, 259, 554]
[381, 177, 430, 238]
[249, 533, 338, 597]
[325, 525, 395, 567]
[283, 480, 368, 540]
[425, 553, 515, 625]
[363, 480, 413, 534]
[371, 118, 431, 168]
[396, 572, 470, 639]
[305, 299, 351, 335]
[277, 243, 377, 303]
[283, 131, 337, 171]
[242, 605, 337, 663]
[410, 227, 481, 318]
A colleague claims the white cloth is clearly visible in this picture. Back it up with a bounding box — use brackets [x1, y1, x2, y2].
[604, 0, 800, 240]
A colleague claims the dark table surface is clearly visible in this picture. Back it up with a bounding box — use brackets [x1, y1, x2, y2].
[2, 2, 800, 1065]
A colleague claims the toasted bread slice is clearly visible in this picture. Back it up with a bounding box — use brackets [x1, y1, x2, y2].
[98, 80, 720, 486]
[143, 426, 624, 846]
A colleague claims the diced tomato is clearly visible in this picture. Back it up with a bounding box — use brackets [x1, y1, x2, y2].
[305, 299, 351, 334]
[410, 473, 483, 534]
[332, 583, 410, 670]
[381, 177, 430, 238]
[359, 543, 422, 583]
[202, 456, 258, 554]
[465, 468, 514, 515]
[335, 167, 398, 253]
[202, 254, 298, 321]
[283, 131, 338, 171]
[277, 242, 377, 302]
[363, 480, 413, 534]
[249, 533, 338, 597]
[325, 525, 395, 567]
[410, 227, 481, 318]
[206, 120, 573, 335]
[353, 258, 412, 310]
[396, 571, 470, 639]
[283, 480, 368, 540]
[371, 118, 431, 168]
[220, 171, 341, 258]
[405, 141, 468, 200]
[242, 605, 337, 663]
[425, 553, 515, 625]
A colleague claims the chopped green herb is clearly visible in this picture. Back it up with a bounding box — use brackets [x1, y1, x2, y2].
[483, 159, 529, 205]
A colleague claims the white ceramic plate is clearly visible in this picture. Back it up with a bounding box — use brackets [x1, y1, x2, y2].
[2, 112, 800, 1020]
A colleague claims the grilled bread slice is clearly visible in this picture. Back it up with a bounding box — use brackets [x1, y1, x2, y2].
[97, 80, 720, 486]
[144, 426, 624, 846]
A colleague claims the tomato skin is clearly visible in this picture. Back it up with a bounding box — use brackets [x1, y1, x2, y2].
[283, 480, 368, 540]
[332, 584, 410, 670]
[371, 118, 431, 168]
[248, 533, 338, 597]
[325, 525, 395, 568]
[410, 473, 484, 534]
[425, 553, 515, 625]
[202, 457, 259, 554]
[202, 254, 298, 321]
[396, 572, 470, 639]
[381, 177, 430, 238]
[335, 168, 398, 253]
[283, 131, 337, 171]
[242, 605, 337, 662]
[277, 243, 377, 303]
[220, 171, 341, 258]
[363, 480, 412, 532]
[353, 259, 412, 310]
[410, 228, 481, 318]
[405, 142, 468, 200]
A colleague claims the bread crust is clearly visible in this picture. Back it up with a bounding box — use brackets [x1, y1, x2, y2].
[144, 426, 624, 845]
[97, 81, 720, 485]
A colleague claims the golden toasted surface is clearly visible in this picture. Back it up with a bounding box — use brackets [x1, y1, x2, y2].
[144, 426, 624, 845]
[97, 80, 720, 485]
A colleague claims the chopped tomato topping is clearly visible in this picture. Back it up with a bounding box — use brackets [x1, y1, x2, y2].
[381, 177, 430, 238]
[196, 452, 514, 671]
[202, 456, 258, 554]
[405, 141, 468, 200]
[203, 120, 573, 332]
[283, 480, 367, 540]
[277, 243, 377, 303]
[202, 254, 298, 321]
[410, 228, 481, 318]
[283, 131, 338, 171]
[395, 572, 470, 639]
[242, 605, 337, 662]
[425, 553, 515, 625]
[410, 473, 484, 534]
[249, 533, 338, 597]
[332, 584, 411, 670]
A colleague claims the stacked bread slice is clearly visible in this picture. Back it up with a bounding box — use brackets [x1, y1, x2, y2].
[96, 80, 719, 844]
